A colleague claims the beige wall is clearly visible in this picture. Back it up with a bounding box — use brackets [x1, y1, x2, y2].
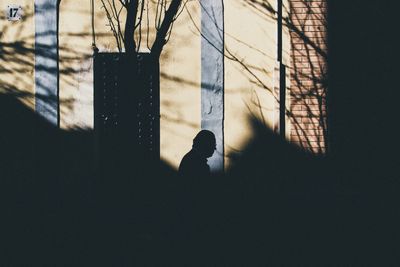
[59, 0, 94, 129]
[158, 2, 201, 168]
[1, 0, 291, 170]
[224, 0, 286, 168]
[0, 0, 35, 108]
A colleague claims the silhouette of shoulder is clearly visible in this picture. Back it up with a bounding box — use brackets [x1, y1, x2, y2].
[178, 149, 210, 177]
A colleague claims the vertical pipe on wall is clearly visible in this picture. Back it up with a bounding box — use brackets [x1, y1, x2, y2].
[277, 0, 283, 62]
[275, 0, 286, 137]
[201, 0, 224, 173]
[279, 64, 286, 136]
[34, 0, 59, 126]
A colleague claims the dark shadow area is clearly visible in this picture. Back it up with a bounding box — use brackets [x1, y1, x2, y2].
[0, 92, 176, 265]
[0, 92, 329, 265]
[326, 0, 400, 264]
[2, 89, 399, 265]
[328, 0, 400, 178]
[0, 93, 94, 264]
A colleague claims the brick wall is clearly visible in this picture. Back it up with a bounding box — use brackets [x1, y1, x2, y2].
[289, 0, 328, 154]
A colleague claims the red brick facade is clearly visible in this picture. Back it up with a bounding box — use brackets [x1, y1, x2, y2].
[289, 0, 328, 154]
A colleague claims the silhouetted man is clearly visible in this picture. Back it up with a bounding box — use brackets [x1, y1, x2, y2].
[179, 130, 216, 177]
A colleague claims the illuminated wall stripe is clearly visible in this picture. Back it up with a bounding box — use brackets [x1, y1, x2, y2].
[34, 0, 58, 125]
[201, 1, 224, 173]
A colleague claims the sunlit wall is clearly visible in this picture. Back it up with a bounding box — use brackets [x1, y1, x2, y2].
[0, 0, 35, 108]
[0, 0, 303, 170]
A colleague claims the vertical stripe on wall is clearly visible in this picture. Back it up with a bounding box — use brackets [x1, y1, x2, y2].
[34, 0, 58, 126]
[201, 0, 224, 173]
[274, 0, 286, 137]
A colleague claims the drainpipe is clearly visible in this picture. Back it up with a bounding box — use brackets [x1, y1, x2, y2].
[275, 0, 286, 137]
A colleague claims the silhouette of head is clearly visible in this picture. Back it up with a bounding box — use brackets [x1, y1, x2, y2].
[192, 130, 216, 158]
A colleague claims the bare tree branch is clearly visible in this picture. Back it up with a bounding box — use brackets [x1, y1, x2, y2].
[100, 0, 122, 51]
[151, 0, 182, 59]
[124, 0, 139, 53]
[136, 0, 145, 51]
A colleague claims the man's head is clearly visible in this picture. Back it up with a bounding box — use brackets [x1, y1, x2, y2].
[192, 130, 216, 158]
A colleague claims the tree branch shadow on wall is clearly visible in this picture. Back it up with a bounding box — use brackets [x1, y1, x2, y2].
[185, 0, 329, 155]
[243, 0, 328, 154]
[0, 9, 96, 127]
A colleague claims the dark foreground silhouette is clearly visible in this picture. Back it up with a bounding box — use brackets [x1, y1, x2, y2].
[1, 91, 399, 265]
[178, 130, 216, 177]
